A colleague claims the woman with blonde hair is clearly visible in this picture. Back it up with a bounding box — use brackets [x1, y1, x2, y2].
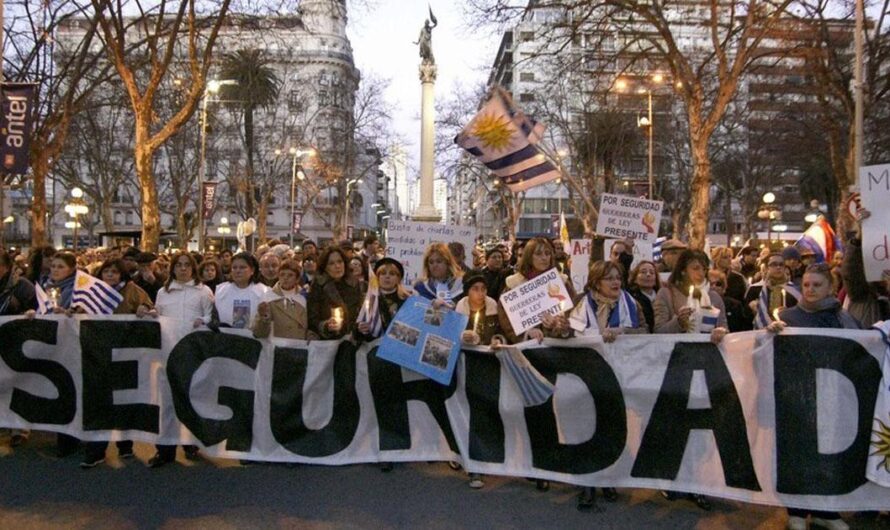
[412, 242, 464, 305]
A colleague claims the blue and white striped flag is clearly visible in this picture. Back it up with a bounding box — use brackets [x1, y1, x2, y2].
[455, 87, 560, 193]
[496, 347, 555, 406]
[356, 265, 382, 337]
[34, 283, 53, 314]
[653, 236, 667, 262]
[71, 270, 123, 315]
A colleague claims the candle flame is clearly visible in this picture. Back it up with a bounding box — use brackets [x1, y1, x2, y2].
[773, 308, 781, 321]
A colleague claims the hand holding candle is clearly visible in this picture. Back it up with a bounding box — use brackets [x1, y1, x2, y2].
[331, 307, 343, 330]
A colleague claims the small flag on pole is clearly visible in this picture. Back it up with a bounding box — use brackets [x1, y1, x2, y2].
[71, 270, 123, 315]
[455, 87, 560, 193]
[356, 264, 382, 337]
[496, 347, 555, 407]
[34, 283, 53, 314]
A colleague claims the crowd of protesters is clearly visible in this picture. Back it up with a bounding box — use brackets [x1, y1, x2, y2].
[1, 212, 887, 529]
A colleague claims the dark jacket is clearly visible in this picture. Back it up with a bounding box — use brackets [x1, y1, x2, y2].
[841, 238, 890, 328]
[306, 274, 364, 339]
[354, 290, 409, 342]
[0, 272, 36, 315]
[778, 299, 860, 329]
[627, 286, 656, 333]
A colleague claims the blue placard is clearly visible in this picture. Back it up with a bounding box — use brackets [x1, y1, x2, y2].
[377, 295, 468, 385]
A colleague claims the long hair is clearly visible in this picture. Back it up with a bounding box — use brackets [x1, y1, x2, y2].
[667, 250, 710, 288]
[516, 237, 555, 277]
[317, 247, 355, 285]
[94, 259, 127, 283]
[27, 245, 56, 284]
[230, 252, 260, 284]
[165, 251, 200, 290]
[420, 242, 463, 282]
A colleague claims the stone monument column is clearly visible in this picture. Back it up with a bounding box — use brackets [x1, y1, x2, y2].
[413, 60, 441, 221]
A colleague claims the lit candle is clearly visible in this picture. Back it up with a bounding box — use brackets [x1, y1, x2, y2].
[473, 311, 481, 333]
[772, 307, 781, 322]
[689, 285, 694, 297]
[332, 307, 343, 328]
[363, 298, 370, 315]
[781, 288, 787, 307]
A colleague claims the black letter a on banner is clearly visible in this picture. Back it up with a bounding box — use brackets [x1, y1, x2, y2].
[631, 342, 761, 491]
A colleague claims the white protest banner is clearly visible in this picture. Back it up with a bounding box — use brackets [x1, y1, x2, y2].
[385, 220, 477, 285]
[2, 316, 890, 510]
[604, 239, 654, 270]
[859, 163, 890, 281]
[499, 268, 572, 335]
[569, 239, 591, 293]
[595, 193, 663, 243]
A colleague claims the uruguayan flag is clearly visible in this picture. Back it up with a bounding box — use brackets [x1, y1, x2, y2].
[356, 265, 382, 338]
[653, 236, 667, 262]
[796, 216, 841, 263]
[455, 87, 560, 193]
[34, 283, 53, 314]
[867, 320, 890, 487]
[71, 271, 123, 315]
[496, 347, 555, 407]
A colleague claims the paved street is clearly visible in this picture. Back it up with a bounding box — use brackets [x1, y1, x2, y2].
[0, 432, 882, 530]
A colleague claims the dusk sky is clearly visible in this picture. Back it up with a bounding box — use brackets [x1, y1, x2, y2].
[348, 0, 501, 174]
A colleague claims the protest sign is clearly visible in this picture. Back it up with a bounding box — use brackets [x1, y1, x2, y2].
[568, 239, 591, 293]
[2, 316, 890, 510]
[858, 163, 890, 281]
[604, 239, 654, 270]
[595, 193, 663, 243]
[499, 268, 572, 335]
[376, 295, 468, 385]
[385, 221, 477, 285]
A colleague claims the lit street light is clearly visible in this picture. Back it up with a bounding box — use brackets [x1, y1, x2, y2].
[758, 192, 780, 246]
[343, 178, 363, 240]
[280, 147, 315, 247]
[64, 187, 89, 251]
[617, 73, 665, 199]
[198, 79, 238, 252]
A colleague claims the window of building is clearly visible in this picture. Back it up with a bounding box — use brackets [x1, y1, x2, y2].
[519, 72, 535, 82]
[520, 31, 535, 42]
[125, 211, 133, 226]
[519, 93, 535, 102]
[288, 90, 303, 112]
[114, 211, 122, 225]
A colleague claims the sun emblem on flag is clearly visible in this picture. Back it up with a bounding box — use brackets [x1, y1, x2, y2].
[872, 415, 890, 473]
[471, 112, 514, 151]
[76, 275, 90, 288]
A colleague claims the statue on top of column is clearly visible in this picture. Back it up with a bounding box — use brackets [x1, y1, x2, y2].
[415, 6, 437, 64]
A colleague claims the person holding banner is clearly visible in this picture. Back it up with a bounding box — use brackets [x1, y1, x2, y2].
[0, 250, 36, 448]
[146, 251, 214, 468]
[768, 262, 858, 530]
[307, 247, 363, 339]
[81, 258, 154, 468]
[653, 249, 728, 344]
[252, 259, 314, 340]
[412, 243, 464, 306]
[499, 238, 575, 344]
[569, 261, 648, 342]
[212, 252, 269, 329]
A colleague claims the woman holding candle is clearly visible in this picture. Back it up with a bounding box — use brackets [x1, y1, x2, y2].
[456, 272, 503, 347]
[412, 243, 464, 306]
[212, 252, 269, 329]
[569, 261, 648, 341]
[768, 263, 857, 530]
[307, 247, 364, 339]
[653, 249, 728, 345]
[498, 238, 575, 344]
[252, 259, 314, 340]
[743, 252, 800, 329]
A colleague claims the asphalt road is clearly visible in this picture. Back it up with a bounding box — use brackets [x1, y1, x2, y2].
[0, 433, 884, 530]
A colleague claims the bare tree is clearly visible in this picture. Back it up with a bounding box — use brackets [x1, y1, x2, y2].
[467, 0, 796, 248]
[4, 0, 114, 246]
[89, 0, 233, 250]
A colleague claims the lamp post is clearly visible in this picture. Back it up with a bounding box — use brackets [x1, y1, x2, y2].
[617, 73, 663, 199]
[198, 79, 237, 252]
[64, 187, 89, 251]
[758, 192, 779, 246]
[280, 147, 314, 247]
[343, 178, 363, 240]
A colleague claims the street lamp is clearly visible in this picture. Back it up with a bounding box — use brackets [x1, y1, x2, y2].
[64, 187, 89, 251]
[344, 178, 364, 239]
[198, 79, 238, 252]
[616, 73, 664, 199]
[280, 147, 315, 247]
[758, 192, 780, 246]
